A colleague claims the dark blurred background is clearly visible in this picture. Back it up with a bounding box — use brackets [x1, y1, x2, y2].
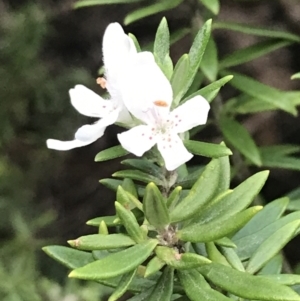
[1, 0, 300, 299]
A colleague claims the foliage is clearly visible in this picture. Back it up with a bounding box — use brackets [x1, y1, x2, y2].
[43, 0, 300, 299]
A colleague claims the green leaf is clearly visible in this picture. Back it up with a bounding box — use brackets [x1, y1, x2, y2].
[148, 267, 174, 301]
[67, 234, 136, 251]
[183, 75, 233, 103]
[127, 287, 154, 301]
[121, 159, 162, 178]
[86, 215, 120, 227]
[206, 242, 230, 266]
[166, 186, 182, 208]
[291, 72, 300, 80]
[178, 269, 232, 301]
[184, 140, 232, 158]
[287, 187, 300, 211]
[197, 171, 269, 224]
[171, 54, 190, 105]
[95, 145, 128, 162]
[186, 19, 212, 96]
[124, 0, 183, 25]
[145, 256, 165, 278]
[234, 211, 300, 260]
[213, 21, 300, 42]
[220, 246, 245, 272]
[260, 274, 300, 286]
[170, 156, 230, 222]
[74, 0, 142, 8]
[155, 246, 211, 269]
[69, 239, 158, 280]
[223, 70, 297, 115]
[143, 183, 170, 230]
[117, 186, 143, 211]
[233, 197, 289, 240]
[154, 17, 170, 65]
[122, 178, 138, 198]
[260, 145, 300, 171]
[176, 167, 204, 189]
[199, 262, 300, 301]
[115, 202, 145, 243]
[214, 237, 237, 248]
[198, 0, 220, 14]
[219, 40, 290, 69]
[258, 254, 283, 275]
[128, 33, 141, 52]
[220, 116, 262, 166]
[177, 206, 262, 243]
[246, 220, 300, 274]
[42, 246, 94, 269]
[113, 170, 163, 186]
[108, 269, 137, 301]
[200, 36, 218, 81]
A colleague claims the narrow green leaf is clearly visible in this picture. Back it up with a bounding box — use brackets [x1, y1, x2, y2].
[99, 220, 109, 235]
[166, 186, 182, 208]
[214, 237, 236, 248]
[145, 256, 165, 278]
[68, 234, 136, 251]
[148, 267, 174, 301]
[178, 269, 232, 301]
[220, 116, 262, 166]
[126, 286, 154, 301]
[178, 206, 262, 243]
[223, 70, 297, 115]
[176, 167, 204, 189]
[197, 171, 269, 224]
[200, 37, 218, 81]
[234, 211, 300, 260]
[258, 254, 283, 275]
[124, 0, 183, 25]
[113, 170, 163, 186]
[291, 72, 300, 80]
[220, 247, 245, 272]
[246, 220, 300, 274]
[219, 40, 290, 69]
[183, 75, 233, 103]
[128, 33, 141, 52]
[143, 182, 170, 230]
[69, 239, 158, 280]
[115, 202, 145, 243]
[287, 187, 300, 211]
[108, 269, 137, 301]
[74, 0, 142, 8]
[170, 156, 230, 222]
[86, 215, 120, 227]
[199, 262, 300, 301]
[121, 159, 162, 178]
[260, 144, 300, 156]
[122, 178, 138, 198]
[117, 186, 143, 211]
[42, 246, 94, 269]
[260, 274, 300, 286]
[199, 0, 220, 14]
[154, 17, 170, 65]
[184, 140, 232, 158]
[206, 242, 230, 266]
[171, 54, 190, 105]
[155, 246, 211, 269]
[95, 145, 128, 162]
[233, 197, 289, 240]
[213, 21, 300, 42]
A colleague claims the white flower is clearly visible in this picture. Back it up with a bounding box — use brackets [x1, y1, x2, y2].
[46, 23, 137, 151]
[117, 53, 210, 171]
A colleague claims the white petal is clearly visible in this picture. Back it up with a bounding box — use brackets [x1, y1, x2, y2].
[70, 85, 113, 118]
[46, 138, 95, 151]
[117, 125, 157, 157]
[120, 52, 173, 123]
[157, 134, 193, 171]
[103, 23, 137, 82]
[170, 96, 210, 134]
[75, 109, 119, 141]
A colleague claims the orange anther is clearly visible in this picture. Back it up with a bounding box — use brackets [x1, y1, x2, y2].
[96, 77, 107, 89]
[153, 100, 168, 107]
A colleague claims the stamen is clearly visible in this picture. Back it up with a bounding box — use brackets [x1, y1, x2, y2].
[96, 77, 107, 89]
[154, 100, 168, 107]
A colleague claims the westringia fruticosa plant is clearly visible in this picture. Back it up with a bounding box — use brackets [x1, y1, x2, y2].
[43, 4, 300, 301]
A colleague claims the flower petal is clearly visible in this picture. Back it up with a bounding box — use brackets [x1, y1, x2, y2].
[75, 109, 119, 141]
[120, 52, 173, 123]
[170, 95, 210, 134]
[70, 85, 113, 118]
[46, 138, 96, 151]
[117, 125, 157, 157]
[103, 23, 136, 83]
[157, 134, 193, 171]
